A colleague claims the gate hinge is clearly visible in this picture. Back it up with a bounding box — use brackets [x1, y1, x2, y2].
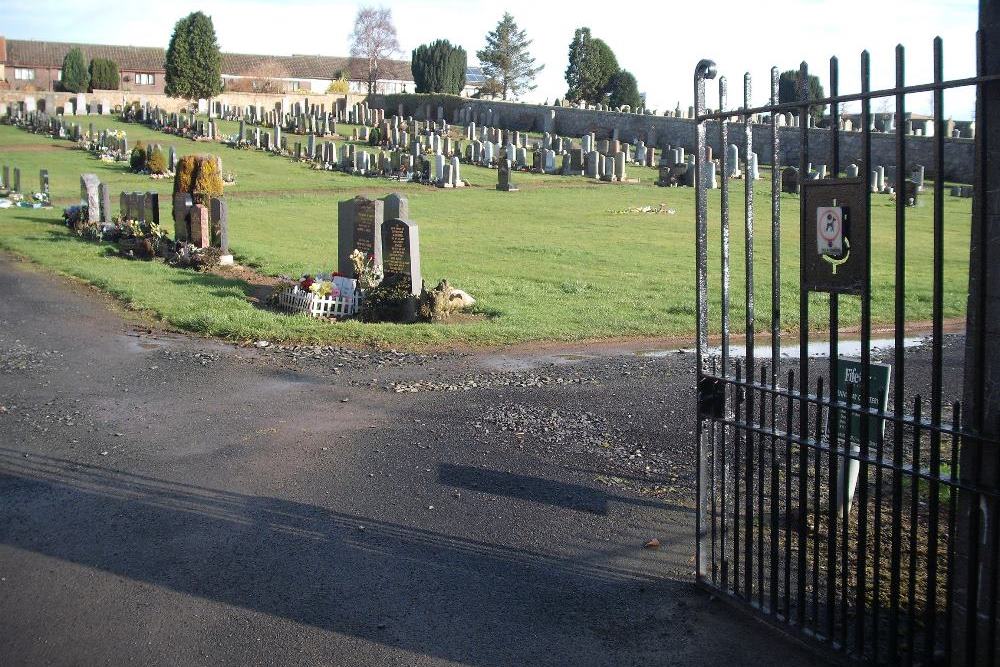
[698, 377, 726, 420]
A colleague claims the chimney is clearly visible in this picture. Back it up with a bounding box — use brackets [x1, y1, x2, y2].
[0, 36, 6, 62]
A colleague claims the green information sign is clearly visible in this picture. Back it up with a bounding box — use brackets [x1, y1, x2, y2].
[832, 359, 892, 443]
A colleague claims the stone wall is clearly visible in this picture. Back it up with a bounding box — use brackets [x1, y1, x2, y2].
[371, 94, 975, 184]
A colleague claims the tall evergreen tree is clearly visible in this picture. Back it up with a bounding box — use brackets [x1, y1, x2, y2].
[778, 70, 826, 125]
[88, 58, 119, 91]
[476, 13, 543, 100]
[411, 40, 467, 95]
[607, 70, 642, 109]
[165, 11, 223, 100]
[564, 28, 619, 105]
[61, 48, 89, 94]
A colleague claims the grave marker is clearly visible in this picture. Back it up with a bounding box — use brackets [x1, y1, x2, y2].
[337, 196, 384, 275]
[381, 218, 421, 296]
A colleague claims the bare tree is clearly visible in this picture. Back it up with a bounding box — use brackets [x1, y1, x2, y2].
[349, 6, 401, 95]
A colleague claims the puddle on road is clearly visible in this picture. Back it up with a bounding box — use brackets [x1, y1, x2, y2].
[637, 336, 927, 360]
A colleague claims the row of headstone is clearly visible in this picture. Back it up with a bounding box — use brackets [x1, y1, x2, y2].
[337, 194, 421, 296]
[1, 166, 22, 194]
[120, 192, 160, 224]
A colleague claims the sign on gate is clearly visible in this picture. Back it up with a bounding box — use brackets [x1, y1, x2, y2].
[833, 359, 891, 442]
[800, 178, 868, 295]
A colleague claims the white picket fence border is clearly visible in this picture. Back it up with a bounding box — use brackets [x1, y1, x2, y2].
[276, 279, 362, 319]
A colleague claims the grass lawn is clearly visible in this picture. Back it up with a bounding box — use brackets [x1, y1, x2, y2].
[0, 116, 973, 348]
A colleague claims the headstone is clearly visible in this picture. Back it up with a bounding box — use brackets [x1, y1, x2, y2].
[144, 192, 160, 225]
[98, 183, 112, 223]
[12, 168, 20, 193]
[846, 163, 860, 179]
[904, 179, 920, 207]
[39, 169, 49, 195]
[80, 174, 101, 223]
[381, 193, 409, 221]
[496, 160, 518, 192]
[209, 197, 229, 253]
[338, 197, 384, 275]
[381, 218, 421, 296]
[781, 167, 800, 195]
[172, 193, 193, 242]
[189, 205, 210, 248]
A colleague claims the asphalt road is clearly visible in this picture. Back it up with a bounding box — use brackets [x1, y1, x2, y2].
[0, 253, 825, 666]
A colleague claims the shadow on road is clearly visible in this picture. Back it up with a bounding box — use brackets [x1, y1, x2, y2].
[0, 447, 705, 665]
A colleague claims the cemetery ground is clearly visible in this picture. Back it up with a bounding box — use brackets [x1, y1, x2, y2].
[0, 117, 974, 348]
[0, 252, 830, 665]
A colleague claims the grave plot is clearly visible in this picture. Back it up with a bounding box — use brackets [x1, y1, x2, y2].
[273, 192, 474, 324]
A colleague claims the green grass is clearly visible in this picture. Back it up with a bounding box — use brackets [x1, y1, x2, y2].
[0, 117, 973, 348]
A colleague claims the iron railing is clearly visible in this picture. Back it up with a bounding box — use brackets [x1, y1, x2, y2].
[694, 32, 999, 665]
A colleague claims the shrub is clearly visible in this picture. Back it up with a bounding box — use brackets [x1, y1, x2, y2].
[129, 141, 147, 172]
[174, 155, 197, 193]
[147, 149, 168, 175]
[173, 155, 223, 199]
[191, 157, 224, 198]
[326, 74, 350, 94]
[368, 127, 382, 146]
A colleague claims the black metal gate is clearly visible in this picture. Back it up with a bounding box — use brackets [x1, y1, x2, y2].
[693, 28, 1000, 665]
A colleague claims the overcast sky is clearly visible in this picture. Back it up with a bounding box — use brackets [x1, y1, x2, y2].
[4, 0, 980, 118]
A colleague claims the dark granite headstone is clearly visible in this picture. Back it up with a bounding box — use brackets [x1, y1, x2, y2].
[381, 218, 421, 295]
[1, 166, 8, 190]
[210, 197, 229, 252]
[781, 167, 800, 195]
[97, 183, 112, 223]
[39, 169, 49, 195]
[496, 160, 518, 192]
[904, 179, 919, 207]
[337, 196, 384, 276]
[12, 168, 20, 193]
[120, 191, 129, 219]
[144, 192, 160, 225]
[380, 193, 408, 222]
[172, 192, 193, 242]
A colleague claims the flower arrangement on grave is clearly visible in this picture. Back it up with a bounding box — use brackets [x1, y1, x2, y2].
[349, 249, 384, 290]
[270, 271, 362, 319]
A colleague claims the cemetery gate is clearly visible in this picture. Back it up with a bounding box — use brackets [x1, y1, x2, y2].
[692, 23, 1000, 666]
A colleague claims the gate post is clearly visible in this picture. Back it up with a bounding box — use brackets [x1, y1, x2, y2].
[957, 2, 1000, 661]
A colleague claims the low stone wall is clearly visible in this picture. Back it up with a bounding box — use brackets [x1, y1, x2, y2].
[369, 94, 975, 184]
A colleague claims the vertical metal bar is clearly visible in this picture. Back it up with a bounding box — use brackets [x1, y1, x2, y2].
[796, 60, 811, 628]
[841, 382, 854, 650]
[694, 59, 717, 584]
[770, 66, 781, 384]
[888, 43, 907, 664]
[743, 71, 756, 606]
[944, 402, 961, 663]
[735, 360, 744, 596]
[785, 370, 795, 618]
[718, 74, 732, 593]
[827, 57, 842, 638]
[907, 397, 924, 665]
[812, 376, 825, 629]
[770, 368, 781, 616]
[758, 364, 767, 608]
[925, 35, 945, 664]
[769, 66, 783, 620]
[861, 48, 878, 660]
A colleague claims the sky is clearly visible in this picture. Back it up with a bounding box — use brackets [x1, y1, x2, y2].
[4, 0, 981, 119]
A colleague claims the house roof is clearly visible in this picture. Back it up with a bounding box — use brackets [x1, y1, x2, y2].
[6, 39, 166, 72]
[3, 38, 414, 82]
